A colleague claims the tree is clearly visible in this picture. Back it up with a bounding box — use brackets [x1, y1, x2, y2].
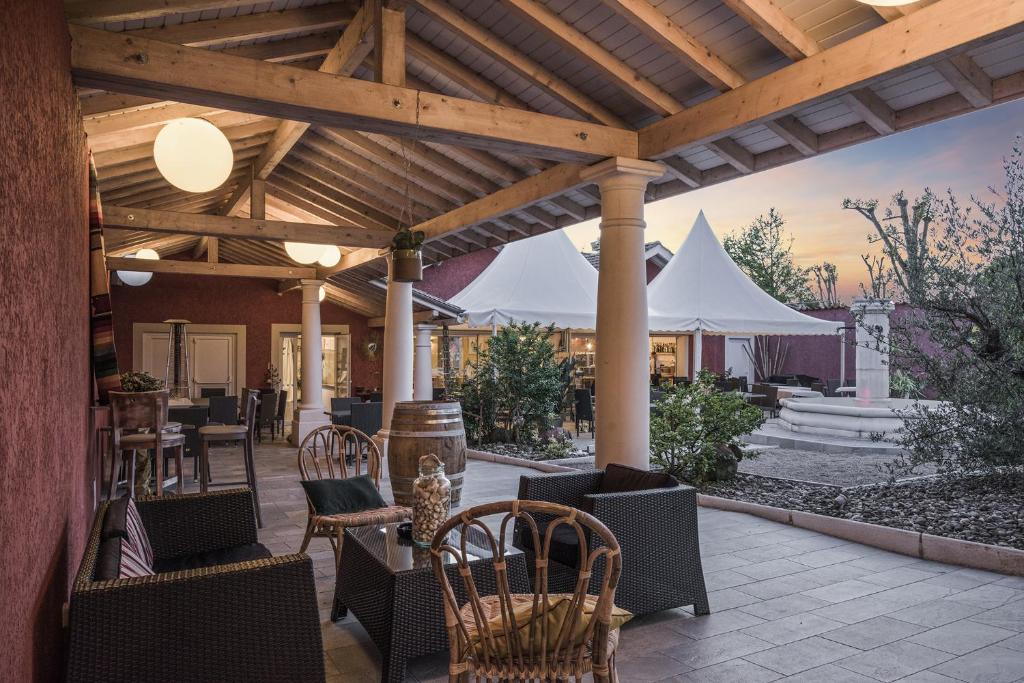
[843, 192, 937, 304]
[878, 141, 1024, 475]
[723, 208, 812, 305]
[458, 322, 562, 444]
[809, 261, 841, 308]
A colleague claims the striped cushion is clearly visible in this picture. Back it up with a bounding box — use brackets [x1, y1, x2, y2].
[119, 537, 154, 578]
[125, 497, 153, 567]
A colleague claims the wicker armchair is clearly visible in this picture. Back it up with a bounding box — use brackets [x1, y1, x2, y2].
[432, 500, 625, 682]
[514, 469, 709, 617]
[67, 489, 324, 683]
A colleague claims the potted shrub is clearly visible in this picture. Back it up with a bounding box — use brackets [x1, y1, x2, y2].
[390, 228, 425, 282]
[120, 370, 164, 392]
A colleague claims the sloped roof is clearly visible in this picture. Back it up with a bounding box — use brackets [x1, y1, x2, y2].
[648, 212, 839, 336]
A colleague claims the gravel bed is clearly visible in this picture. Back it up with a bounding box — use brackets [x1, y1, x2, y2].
[704, 472, 1024, 550]
[737, 447, 937, 487]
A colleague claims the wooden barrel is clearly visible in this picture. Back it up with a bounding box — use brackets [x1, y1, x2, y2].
[387, 401, 467, 507]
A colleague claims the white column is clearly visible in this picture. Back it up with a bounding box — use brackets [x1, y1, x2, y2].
[850, 297, 895, 401]
[413, 323, 436, 401]
[380, 254, 414, 438]
[693, 329, 703, 375]
[291, 279, 330, 444]
[581, 158, 666, 470]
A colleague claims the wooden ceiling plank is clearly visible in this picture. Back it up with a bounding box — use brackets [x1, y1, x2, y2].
[719, 0, 821, 61]
[66, 0, 262, 25]
[272, 166, 402, 231]
[706, 138, 755, 174]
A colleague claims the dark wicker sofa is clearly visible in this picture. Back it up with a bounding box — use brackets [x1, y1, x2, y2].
[68, 489, 324, 683]
[513, 468, 710, 618]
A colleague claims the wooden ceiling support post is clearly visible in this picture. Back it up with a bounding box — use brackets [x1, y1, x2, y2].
[250, 177, 267, 219]
[373, 0, 406, 87]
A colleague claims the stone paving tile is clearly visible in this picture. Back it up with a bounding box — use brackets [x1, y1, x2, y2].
[892, 671, 962, 683]
[733, 558, 814, 581]
[707, 587, 763, 611]
[614, 652, 693, 681]
[888, 599, 989, 629]
[949, 584, 1024, 610]
[906, 619, 1018, 655]
[795, 563, 875, 585]
[930, 644, 1024, 683]
[732, 544, 808, 563]
[671, 608, 766, 640]
[967, 602, 1024, 633]
[790, 547, 867, 568]
[836, 641, 956, 682]
[999, 633, 1024, 652]
[735, 574, 830, 600]
[666, 631, 774, 670]
[802, 579, 888, 604]
[782, 534, 855, 553]
[995, 575, 1024, 591]
[702, 553, 753, 571]
[923, 568, 1008, 591]
[705, 568, 758, 591]
[780, 663, 878, 682]
[870, 583, 957, 611]
[849, 552, 927, 573]
[741, 612, 846, 645]
[668, 657, 781, 682]
[863, 566, 947, 589]
[738, 593, 832, 621]
[822, 616, 928, 650]
[744, 636, 859, 676]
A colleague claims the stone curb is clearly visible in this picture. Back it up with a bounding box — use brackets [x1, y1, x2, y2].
[466, 448, 576, 473]
[696, 494, 1024, 576]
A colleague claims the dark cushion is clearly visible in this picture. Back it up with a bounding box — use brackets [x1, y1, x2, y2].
[101, 494, 131, 540]
[519, 523, 585, 569]
[300, 476, 387, 516]
[94, 536, 122, 581]
[599, 463, 678, 494]
[154, 543, 273, 573]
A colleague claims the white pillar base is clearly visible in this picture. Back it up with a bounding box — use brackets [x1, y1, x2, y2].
[290, 408, 331, 447]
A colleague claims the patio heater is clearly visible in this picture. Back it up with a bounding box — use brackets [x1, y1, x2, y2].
[163, 319, 192, 401]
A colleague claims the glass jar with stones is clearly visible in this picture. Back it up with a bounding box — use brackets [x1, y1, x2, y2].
[412, 454, 451, 548]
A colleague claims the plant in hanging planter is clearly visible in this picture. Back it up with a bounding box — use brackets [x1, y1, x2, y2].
[390, 228, 425, 283]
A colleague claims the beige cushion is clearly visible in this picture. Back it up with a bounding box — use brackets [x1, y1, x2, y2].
[198, 424, 247, 440]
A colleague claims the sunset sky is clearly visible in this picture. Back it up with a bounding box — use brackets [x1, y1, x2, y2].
[564, 99, 1024, 301]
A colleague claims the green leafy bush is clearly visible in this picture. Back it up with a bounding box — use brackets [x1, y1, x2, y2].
[119, 371, 164, 392]
[650, 370, 764, 485]
[458, 322, 562, 444]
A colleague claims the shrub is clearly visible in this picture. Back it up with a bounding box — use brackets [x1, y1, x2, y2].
[120, 371, 164, 392]
[650, 370, 764, 484]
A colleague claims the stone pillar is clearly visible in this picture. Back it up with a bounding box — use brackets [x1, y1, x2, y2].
[380, 254, 414, 439]
[413, 323, 436, 401]
[581, 158, 666, 470]
[850, 297, 895, 401]
[291, 279, 329, 444]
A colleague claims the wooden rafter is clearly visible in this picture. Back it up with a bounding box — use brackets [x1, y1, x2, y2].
[105, 257, 317, 280]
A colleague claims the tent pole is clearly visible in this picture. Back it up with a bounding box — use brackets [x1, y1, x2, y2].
[839, 328, 846, 388]
[693, 329, 703, 375]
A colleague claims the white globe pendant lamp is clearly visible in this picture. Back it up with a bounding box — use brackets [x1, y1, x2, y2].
[117, 248, 160, 287]
[317, 245, 341, 267]
[319, 285, 327, 302]
[153, 118, 233, 193]
[284, 242, 327, 264]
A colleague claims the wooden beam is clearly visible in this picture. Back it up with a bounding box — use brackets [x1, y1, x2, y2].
[498, 0, 683, 115]
[250, 179, 267, 219]
[638, 0, 1022, 159]
[599, 0, 745, 91]
[373, 1, 406, 86]
[705, 138, 755, 174]
[405, 33, 529, 110]
[222, 6, 375, 217]
[932, 53, 994, 108]
[69, 26, 635, 163]
[412, 0, 628, 127]
[207, 237, 219, 263]
[66, 0, 257, 25]
[103, 205, 394, 248]
[106, 257, 317, 279]
[841, 89, 896, 135]
[719, 0, 821, 61]
[764, 115, 818, 156]
[662, 157, 702, 188]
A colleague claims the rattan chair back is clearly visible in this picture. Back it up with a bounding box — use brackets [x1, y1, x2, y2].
[431, 500, 623, 682]
[297, 425, 382, 487]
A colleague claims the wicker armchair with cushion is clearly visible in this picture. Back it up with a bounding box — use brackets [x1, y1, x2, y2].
[514, 465, 709, 618]
[68, 488, 324, 682]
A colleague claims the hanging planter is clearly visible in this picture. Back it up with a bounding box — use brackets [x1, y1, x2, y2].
[390, 228, 425, 283]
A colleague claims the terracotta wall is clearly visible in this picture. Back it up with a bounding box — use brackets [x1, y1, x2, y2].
[110, 274, 383, 390]
[415, 248, 497, 300]
[0, 3, 92, 681]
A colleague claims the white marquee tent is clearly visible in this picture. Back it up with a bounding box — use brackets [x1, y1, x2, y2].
[448, 228, 599, 329]
[648, 211, 839, 367]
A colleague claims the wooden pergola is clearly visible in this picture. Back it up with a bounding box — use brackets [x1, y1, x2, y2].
[72, 0, 1024, 458]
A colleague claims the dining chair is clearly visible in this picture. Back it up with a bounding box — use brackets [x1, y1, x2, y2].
[430, 500, 627, 683]
[329, 396, 360, 427]
[200, 387, 226, 398]
[197, 391, 261, 526]
[810, 381, 826, 395]
[275, 389, 288, 436]
[350, 401, 383, 437]
[574, 388, 594, 438]
[297, 425, 411, 571]
[208, 395, 239, 426]
[255, 391, 278, 443]
[786, 378, 800, 387]
[108, 390, 185, 499]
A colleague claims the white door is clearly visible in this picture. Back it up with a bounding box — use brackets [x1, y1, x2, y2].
[191, 333, 236, 396]
[138, 330, 236, 397]
[724, 336, 755, 382]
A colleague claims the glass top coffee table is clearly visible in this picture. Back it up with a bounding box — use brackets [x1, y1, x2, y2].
[333, 522, 529, 683]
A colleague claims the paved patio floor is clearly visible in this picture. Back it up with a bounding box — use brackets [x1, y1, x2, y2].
[189, 438, 1024, 682]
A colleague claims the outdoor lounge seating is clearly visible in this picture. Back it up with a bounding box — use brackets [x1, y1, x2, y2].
[67, 488, 324, 683]
[513, 466, 709, 618]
